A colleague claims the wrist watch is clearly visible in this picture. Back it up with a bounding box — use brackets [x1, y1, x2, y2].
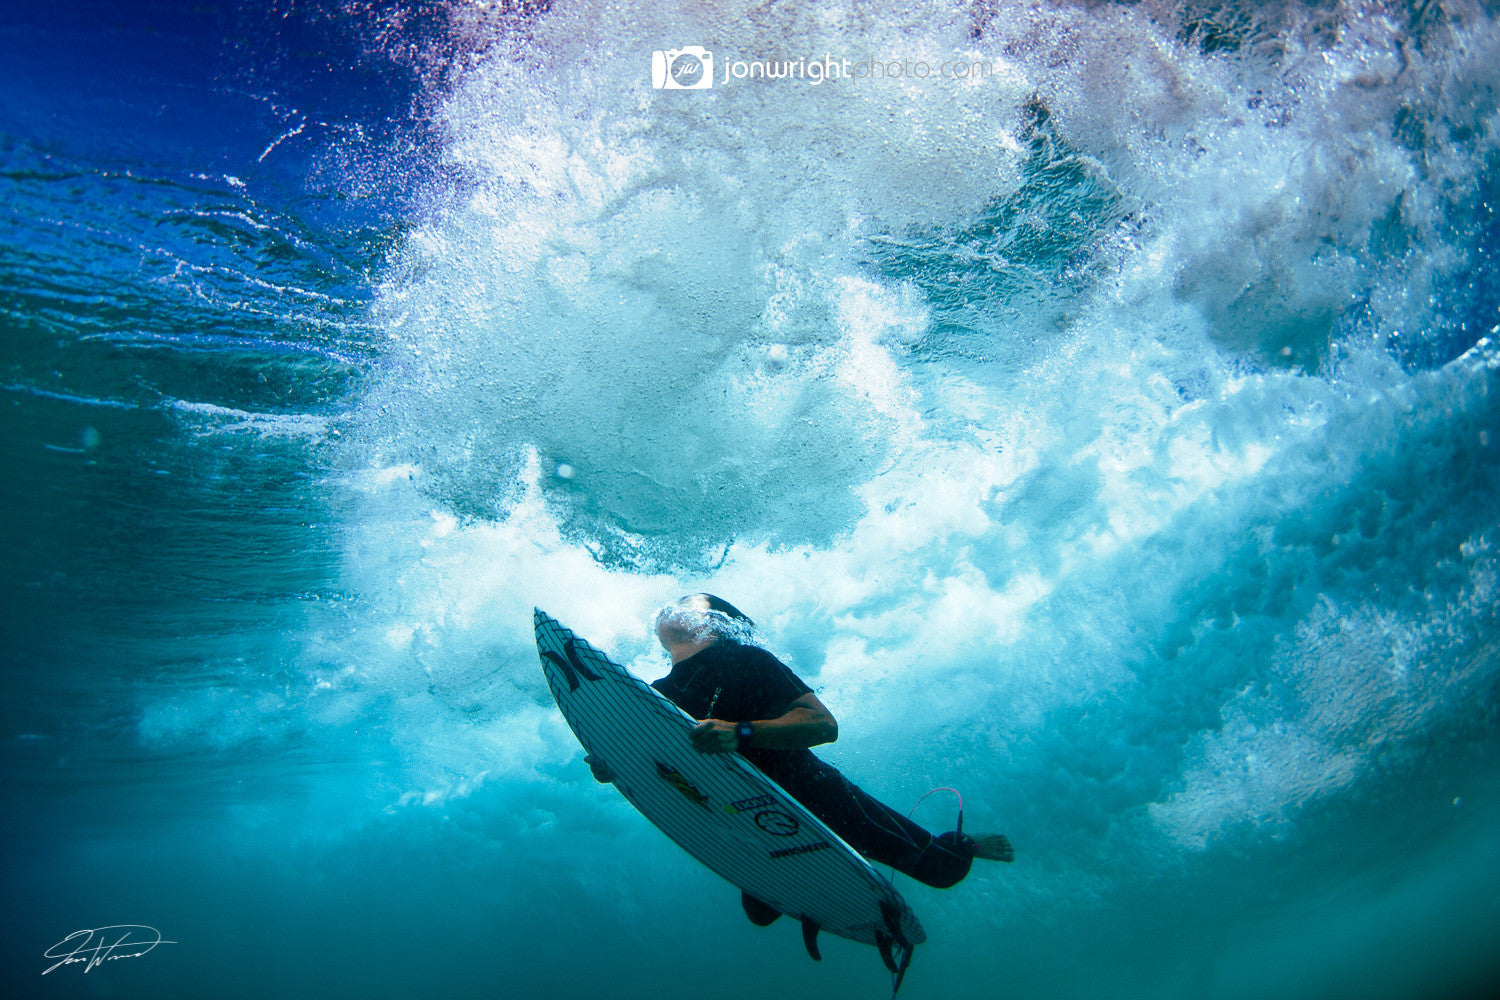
[734, 721, 755, 749]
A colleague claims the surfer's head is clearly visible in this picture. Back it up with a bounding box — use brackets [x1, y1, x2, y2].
[654, 594, 756, 650]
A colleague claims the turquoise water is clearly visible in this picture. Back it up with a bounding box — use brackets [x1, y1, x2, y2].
[4, 2, 1499, 998]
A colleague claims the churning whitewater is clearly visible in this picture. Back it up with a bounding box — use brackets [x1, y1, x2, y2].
[3, 2, 1498, 1000]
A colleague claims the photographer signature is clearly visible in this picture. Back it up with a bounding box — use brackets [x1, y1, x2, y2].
[42, 925, 176, 975]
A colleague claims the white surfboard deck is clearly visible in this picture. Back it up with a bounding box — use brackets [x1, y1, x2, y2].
[535, 609, 923, 968]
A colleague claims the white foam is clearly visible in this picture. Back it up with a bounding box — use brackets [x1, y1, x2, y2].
[321, 1, 1500, 854]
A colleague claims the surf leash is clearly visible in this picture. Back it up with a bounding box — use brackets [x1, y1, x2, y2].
[908, 785, 964, 836]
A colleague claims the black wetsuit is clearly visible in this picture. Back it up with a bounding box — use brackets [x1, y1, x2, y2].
[652, 639, 973, 889]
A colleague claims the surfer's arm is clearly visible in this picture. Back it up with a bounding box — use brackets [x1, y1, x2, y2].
[690, 693, 838, 752]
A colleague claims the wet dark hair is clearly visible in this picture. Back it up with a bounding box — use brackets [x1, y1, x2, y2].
[701, 594, 754, 628]
[654, 593, 756, 644]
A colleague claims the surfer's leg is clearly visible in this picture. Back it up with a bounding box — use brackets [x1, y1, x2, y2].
[789, 768, 976, 888]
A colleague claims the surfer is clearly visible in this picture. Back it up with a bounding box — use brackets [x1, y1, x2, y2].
[589, 593, 1013, 925]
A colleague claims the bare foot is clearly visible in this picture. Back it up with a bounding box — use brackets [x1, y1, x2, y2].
[971, 833, 1014, 862]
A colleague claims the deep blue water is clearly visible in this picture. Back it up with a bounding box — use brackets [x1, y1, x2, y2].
[4, 2, 1500, 998]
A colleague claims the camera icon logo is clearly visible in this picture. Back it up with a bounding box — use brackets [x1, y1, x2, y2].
[652, 46, 714, 90]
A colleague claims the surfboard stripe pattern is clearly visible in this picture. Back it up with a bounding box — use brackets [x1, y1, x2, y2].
[535, 609, 925, 953]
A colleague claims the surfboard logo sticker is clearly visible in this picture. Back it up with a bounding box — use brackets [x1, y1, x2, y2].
[548, 638, 604, 691]
[769, 841, 832, 859]
[722, 794, 775, 815]
[754, 810, 800, 837]
[656, 761, 710, 807]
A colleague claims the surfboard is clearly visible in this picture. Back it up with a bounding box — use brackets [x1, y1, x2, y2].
[535, 609, 922, 988]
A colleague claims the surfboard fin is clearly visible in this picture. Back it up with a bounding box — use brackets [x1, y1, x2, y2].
[875, 933, 914, 995]
[876, 901, 916, 995]
[800, 917, 822, 961]
[740, 892, 780, 926]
